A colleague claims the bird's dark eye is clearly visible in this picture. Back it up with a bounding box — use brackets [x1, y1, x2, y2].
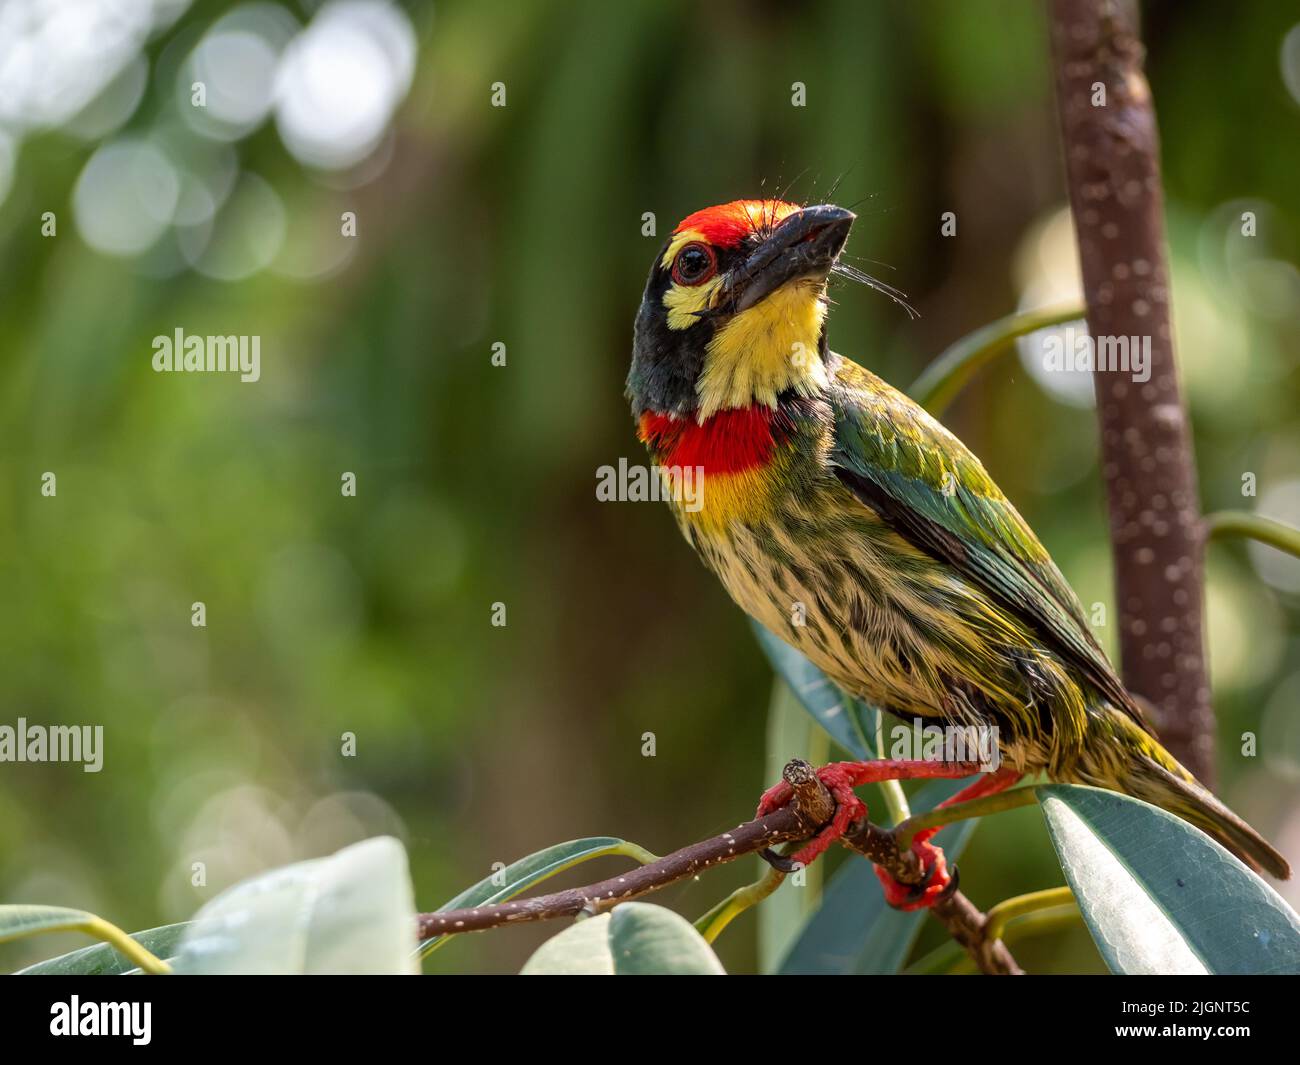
[671, 242, 717, 286]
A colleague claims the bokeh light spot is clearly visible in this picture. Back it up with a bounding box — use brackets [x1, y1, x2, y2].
[72, 137, 180, 256]
[274, 0, 415, 170]
[177, 170, 286, 280]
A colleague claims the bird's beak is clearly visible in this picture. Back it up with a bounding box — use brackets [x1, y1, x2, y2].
[715, 204, 855, 313]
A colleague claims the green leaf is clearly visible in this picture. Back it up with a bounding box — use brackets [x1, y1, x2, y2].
[750, 620, 879, 759]
[609, 903, 726, 974]
[1038, 784, 1300, 975]
[418, 835, 655, 956]
[15, 923, 189, 975]
[776, 778, 981, 974]
[763, 677, 823, 781]
[521, 903, 725, 975]
[520, 913, 614, 974]
[0, 905, 100, 944]
[173, 836, 418, 975]
[2, 906, 172, 975]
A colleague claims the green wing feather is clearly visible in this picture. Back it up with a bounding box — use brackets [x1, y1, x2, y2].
[826, 355, 1151, 733]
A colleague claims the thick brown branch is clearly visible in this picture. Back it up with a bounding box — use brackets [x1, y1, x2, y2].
[419, 760, 1022, 975]
[1049, 0, 1214, 782]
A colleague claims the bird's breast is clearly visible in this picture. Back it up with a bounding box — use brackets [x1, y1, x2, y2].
[637, 404, 810, 533]
[686, 477, 1033, 727]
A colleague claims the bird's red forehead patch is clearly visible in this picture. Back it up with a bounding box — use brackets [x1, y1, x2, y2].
[673, 199, 801, 249]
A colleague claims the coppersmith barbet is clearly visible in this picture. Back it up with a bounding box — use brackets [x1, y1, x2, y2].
[625, 198, 1288, 908]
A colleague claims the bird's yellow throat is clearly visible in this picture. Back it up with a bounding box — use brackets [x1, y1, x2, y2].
[661, 279, 829, 421]
[698, 283, 829, 419]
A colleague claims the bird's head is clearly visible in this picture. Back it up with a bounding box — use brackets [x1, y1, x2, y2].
[627, 199, 855, 421]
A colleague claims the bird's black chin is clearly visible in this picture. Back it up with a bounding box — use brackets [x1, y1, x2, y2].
[714, 204, 855, 314]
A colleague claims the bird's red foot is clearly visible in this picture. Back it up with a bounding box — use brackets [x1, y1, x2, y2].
[874, 831, 957, 911]
[755, 761, 869, 869]
[871, 765, 1021, 908]
[755, 758, 987, 872]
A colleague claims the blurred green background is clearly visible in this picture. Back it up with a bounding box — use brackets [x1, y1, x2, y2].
[1, 0, 1298, 974]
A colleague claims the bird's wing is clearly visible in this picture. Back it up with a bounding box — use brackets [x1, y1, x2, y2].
[826, 354, 1153, 734]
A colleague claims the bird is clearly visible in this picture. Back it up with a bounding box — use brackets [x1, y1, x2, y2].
[625, 198, 1289, 909]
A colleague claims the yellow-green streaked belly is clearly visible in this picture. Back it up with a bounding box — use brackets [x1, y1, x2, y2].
[684, 476, 1088, 777]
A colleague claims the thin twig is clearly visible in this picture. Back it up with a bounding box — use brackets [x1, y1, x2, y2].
[906, 902, 1083, 975]
[908, 304, 1086, 415]
[1205, 511, 1300, 560]
[985, 886, 1077, 942]
[695, 862, 786, 943]
[895, 787, 1041, 850]
[417, 760, 833, 939]
[418, 760, 1024, 975]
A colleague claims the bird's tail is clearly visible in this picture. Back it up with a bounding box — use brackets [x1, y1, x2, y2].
[1121, 735, 1290, 880]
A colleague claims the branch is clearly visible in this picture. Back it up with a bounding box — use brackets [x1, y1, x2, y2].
[1205, 511, 1300, 560]
[839, 818, 1024, 975]
[1049, 0, 1215, 783]
[417, 760, 830, 937]
[417, 760, 1023, 975]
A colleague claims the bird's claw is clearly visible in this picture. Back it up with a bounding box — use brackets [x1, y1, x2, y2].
[876, 839, 955, 911]
[755, 761, 962, 909]
[754, 761, 869, 871]
[759, 848, 798, 873]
